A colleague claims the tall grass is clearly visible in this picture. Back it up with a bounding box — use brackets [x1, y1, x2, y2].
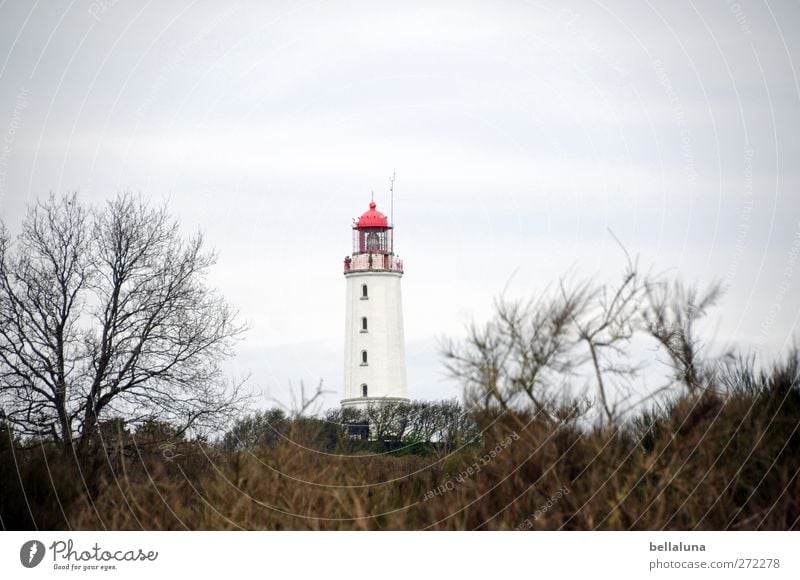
[2, 350, 798, 530]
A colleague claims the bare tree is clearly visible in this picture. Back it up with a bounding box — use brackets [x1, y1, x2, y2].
[442, 286, 586, 417]
[442, 256, 725, 426]
[0, 193, 248, 450]
[641, 279, 724, 395]
[270, 379, 332, 420]
[567, 260, 645, 425]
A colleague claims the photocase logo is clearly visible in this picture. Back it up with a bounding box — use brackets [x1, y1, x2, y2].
[19, 540, 46, 568]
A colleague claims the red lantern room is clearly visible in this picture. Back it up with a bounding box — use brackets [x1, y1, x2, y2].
[355, 201, 391, 254]
[344, 200, 404, 274]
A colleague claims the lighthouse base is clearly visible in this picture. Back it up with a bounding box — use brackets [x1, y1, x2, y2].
[340, 396, 410, 411]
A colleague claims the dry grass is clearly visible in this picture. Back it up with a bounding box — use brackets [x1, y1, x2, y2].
[2, 353, 798, 531]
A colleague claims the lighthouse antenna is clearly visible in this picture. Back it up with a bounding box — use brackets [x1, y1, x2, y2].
[389, 170, 396, 227]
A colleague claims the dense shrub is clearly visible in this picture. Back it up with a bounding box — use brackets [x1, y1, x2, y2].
[2, 349, 798, 530]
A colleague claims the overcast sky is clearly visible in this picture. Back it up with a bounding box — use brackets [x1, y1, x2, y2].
[1, 0, 799, 411]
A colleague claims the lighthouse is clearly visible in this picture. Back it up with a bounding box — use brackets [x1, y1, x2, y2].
[342, 199, 408, 409]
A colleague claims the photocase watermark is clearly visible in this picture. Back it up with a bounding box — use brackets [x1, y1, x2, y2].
[514, 485, 570, 530]
[136, 4, 241, 120]
[159, 442, 182, 462]
[0, 86, 29, 207]
[19, 540, 46, 568]
[42, 539, 158, 572]
[724, 148, 755, 286]
[755, 220, 800, 356]
[560, 8, 628, 78]
[20, 538, 157, 571]
[422, 432, 519, 501]
[652, 59, 696, 190]
[726, 0, 752, 36]
[87, 0, 121, 22]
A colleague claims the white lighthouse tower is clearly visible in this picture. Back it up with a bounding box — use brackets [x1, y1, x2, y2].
[341, 199, 408, 409]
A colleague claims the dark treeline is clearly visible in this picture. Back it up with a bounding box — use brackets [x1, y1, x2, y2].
[222, 399, 480, 455]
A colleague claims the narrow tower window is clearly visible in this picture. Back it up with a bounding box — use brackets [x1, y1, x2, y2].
[361, 384, 368, 397]
[361, 350, 368, 365]
[361, 284, 368, 299]
[361, 317, 368, 332]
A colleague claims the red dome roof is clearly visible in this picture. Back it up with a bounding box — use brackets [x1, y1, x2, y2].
[356, 201, 389, 228]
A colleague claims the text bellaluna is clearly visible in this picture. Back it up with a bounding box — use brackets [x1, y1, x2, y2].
[650, 541, 706, 552]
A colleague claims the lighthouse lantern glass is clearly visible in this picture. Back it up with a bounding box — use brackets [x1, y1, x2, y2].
[354, 227, 393, 254]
